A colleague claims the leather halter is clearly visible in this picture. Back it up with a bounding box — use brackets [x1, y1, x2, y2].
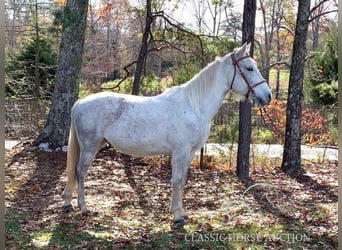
[230, 53, 267, 98]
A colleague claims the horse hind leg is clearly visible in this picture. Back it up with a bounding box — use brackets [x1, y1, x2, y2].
[77, 145, 102, 215]
[62, 187, 74, 212]
[62, 121, 79, 212]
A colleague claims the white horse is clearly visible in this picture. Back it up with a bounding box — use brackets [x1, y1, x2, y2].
[62, 43, 272, 225]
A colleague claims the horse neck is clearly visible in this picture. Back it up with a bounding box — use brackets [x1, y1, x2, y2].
[183, 57, 232, 121]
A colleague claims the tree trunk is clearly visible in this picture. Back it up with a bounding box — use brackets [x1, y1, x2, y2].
[236, 0, 256, 181]
[132, 0, 153, 95]
[275, 15, 281, 100]
[281, 0, 310, 174]
[33, 0, 89, 149]
[33, 0, 40, 130]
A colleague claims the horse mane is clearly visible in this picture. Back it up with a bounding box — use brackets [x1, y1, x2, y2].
[180, 57, 224, 113]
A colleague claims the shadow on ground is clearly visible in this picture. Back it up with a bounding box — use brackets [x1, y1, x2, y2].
[5, 146, 338, 249]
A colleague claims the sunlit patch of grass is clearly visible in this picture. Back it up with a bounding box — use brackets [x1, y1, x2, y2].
[32, 231, 53, 248]
[183, 223, 198, 233]
[85, 230, 112, 240]
[151, 223, 172, 233]
[312, 203, 336, 221]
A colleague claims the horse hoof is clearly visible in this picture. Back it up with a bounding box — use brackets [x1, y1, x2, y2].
[183, 215, 189, 222]
[81, 210, 89, 217]
[63, 205, 73, 213]
[173, 218, 186, 227]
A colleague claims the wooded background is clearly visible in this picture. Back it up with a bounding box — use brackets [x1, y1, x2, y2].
[5, 0, 337, 96]
[5, 0, 338, 174]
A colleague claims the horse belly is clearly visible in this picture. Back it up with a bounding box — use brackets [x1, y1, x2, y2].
[112, 143, 171, 157]
[104, 120, 173, 157]
[107, 136, 172, 157]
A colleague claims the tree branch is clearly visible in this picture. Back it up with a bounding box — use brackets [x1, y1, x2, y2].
[153, 12, 205, 61]
[279, 25, 294, 36]
[309, 9, 338, 22]
[100, 60, 137, 91]
[310, 0, 330, 14]
[264, 61, 291, 70]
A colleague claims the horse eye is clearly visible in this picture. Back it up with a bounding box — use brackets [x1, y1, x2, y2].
[246, 67, 254, 71]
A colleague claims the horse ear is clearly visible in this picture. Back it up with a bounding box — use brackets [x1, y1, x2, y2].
[235, 42, 252, 58]
[234, 43, 246, 58]
[245, 42, 251, 55]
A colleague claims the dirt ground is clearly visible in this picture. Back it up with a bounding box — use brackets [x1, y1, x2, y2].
[5, 144, 338, 249]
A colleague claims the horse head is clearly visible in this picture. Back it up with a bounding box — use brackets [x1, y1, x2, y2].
[229, 43, 272, 106]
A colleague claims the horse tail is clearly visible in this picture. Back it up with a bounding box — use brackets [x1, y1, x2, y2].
[64, 119, 79, 196]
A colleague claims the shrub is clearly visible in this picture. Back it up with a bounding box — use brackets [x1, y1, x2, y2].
[260, 99, 331, 145]
[252, 129, 274, 144]
[307, 23, 337, 106]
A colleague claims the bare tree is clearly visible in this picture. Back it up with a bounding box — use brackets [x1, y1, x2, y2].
[189, 0, 208, 34]
[281, 0, 310, 174]
[222, 9, 242, 41]
[257, 0, 292, 83]
[82, 0, 135, 85]
[132, 0, 154, 95]
[309, 0, 338, 50]
[188, 0, 234, 36]
[281, 0, 337, 174]
[5, 0, 31, 48]
[236, 0, 256, 181]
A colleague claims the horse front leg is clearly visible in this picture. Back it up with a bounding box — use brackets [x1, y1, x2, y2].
[171, 149, 193, 225]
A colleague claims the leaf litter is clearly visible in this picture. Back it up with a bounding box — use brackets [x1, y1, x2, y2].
[5, 145, 338, 249]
